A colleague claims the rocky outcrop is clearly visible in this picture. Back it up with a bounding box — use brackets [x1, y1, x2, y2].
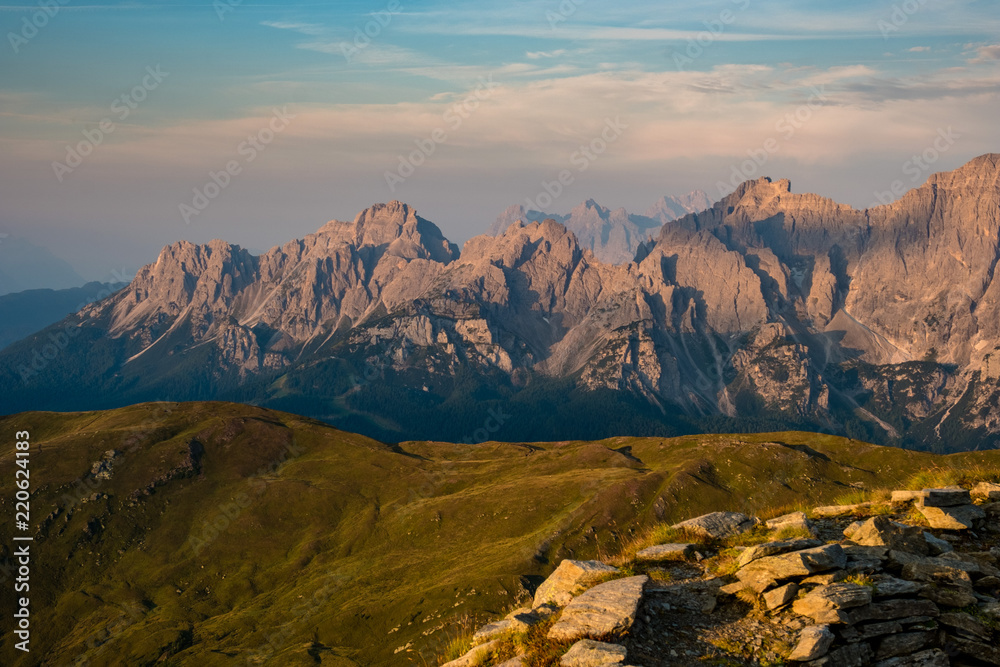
[445, 481, 999, 665]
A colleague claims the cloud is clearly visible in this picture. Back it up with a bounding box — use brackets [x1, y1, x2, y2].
[969, 44, 1000, 64]
[526, 50, 567, 59]
[260, 21, 326, 36]
[908, 46, 931, 53]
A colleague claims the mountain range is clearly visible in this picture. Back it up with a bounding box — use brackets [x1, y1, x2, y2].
[2, 155, 1000, 451]
[485, 191, 712, 264]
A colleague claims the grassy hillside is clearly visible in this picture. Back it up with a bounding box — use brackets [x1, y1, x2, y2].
[2, 402, 1000, 666]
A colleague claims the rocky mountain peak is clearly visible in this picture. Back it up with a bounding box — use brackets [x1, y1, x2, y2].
[644, 190, 713, 222]
[317, 200, 458, 263]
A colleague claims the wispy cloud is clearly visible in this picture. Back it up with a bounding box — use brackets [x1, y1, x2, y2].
[526, 50, 566, 59]
[969, 44, 1000, 64]
[260, 21, 326, 36]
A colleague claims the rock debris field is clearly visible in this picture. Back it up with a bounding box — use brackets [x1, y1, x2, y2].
[441, 482, 1000, 667]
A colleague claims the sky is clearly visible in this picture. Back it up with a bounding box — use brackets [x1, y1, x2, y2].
[0, 0, 999, 282]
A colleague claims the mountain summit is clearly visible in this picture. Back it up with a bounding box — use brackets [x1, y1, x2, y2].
[3, 156, 1000, 450]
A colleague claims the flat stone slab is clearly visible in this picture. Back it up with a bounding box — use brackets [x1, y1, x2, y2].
[559, 639, 628, 667]
[736, 544, 846, 592]
[671, 511, 756, 540]
[548, 575, 648, 642]
[812, 503, 871, 518]
[917, 504, 985, 530]
[534, 560, 619, 608]
[918, 487, 971, 507]
[792, 583, 873, 624]
[766, 511, 813, 533]
[635, 543, 694, 561]
[737, 538, 822, 568]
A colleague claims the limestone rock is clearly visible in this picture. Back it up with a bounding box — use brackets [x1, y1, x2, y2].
[737, 544, 846, 592]
[534, 560, 619, 608]
[547, 576, 648, 642]
[812, 504, 870, 519]
[917, 503, 985, 530]
[788, 625, 835, 661]
[635, 543, 694, 562]
[441, 639, 500, 667]
[671, 511, 756, 540]
[846, 516, 928, 554]
[766, 511, 814, 534]
[792, 583, 873, 623]
[559, 638, 628, 667]
[763, 582, 798, 610]
[737, 538, 822, 568]
[472, 619, 515, 644]
[972, 481, 1000, 501]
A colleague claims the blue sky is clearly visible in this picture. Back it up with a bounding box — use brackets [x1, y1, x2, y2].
[1, 0, 999, 280]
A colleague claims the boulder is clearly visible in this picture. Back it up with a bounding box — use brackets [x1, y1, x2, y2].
[846, 516, 928, 554]
[534, 560, 619, 607]
[548, 576, 647, 642]
[763, 582, 798, 610]
[919, 487, 972, 507]
[635, 543, 694, 562]
[671, 511, 756, 540]
[788, 624, 834, 661]
[972, 481, 1000, 501]
[812, 503, 871, 518]
[766, 511, 814, 533]
[736, 544, 846, 592]
[792, 583, 873, 624]
[737, 538, 822, 568]
[917, 503, 985, 530]
[872, 648, 950, 667]
[559, 639, 628, 667]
